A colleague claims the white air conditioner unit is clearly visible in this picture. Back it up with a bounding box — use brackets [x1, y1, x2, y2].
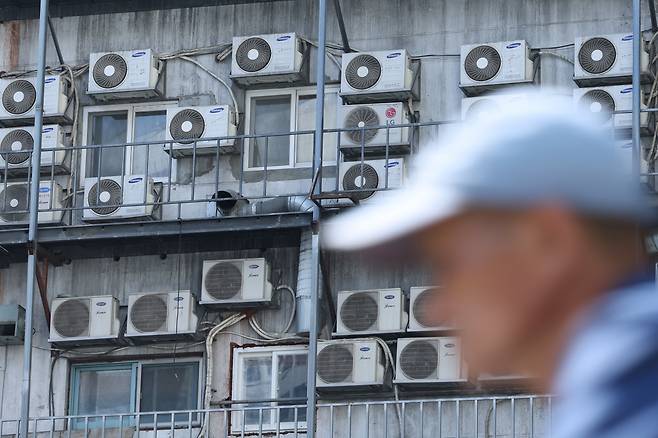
[49, 296, 120, 344]
[338, 158, 405, 203]
[408, 286, 454, 332]
[573, 85, 650, 131]
[574, 33, 651, 86]
[165, 105, 237, 157]
[83, 175, 156, 222]
[0, 124, 69, 173]
[461, 93, 529, 121]
[316, 339, 388, 389]
[394, 337, 467, 384]
[230, 33, 307, 86]
[126, 290, 198, 338]
[200, 258, 273, 306]
[0, 181, 64, 225]
[339, 102, 411, 156]
[459, 40, 534, 96]
[87, 49, 162, 99]
[0, 75, 69, 124]
[340, 50, 415, 103]
[335, 288, 407, 336]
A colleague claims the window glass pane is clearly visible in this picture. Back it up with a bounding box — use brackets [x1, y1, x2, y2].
[75, 367, 133, 416]
[132, 111, 170, 178]
[140, 362, 199, 424]
[242, 356, 273, 425]
[277, 354, 307, 422]
[296, 92, 338, 164]
[87, 112, 128, 177]
[249, 96, 291, 168]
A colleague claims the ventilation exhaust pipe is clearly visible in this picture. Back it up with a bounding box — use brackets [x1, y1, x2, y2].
[209, 191, 316, 216]
[207, 190, 249, 217]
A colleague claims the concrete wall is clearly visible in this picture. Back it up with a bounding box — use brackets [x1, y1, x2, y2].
[0, 0, 649, 436]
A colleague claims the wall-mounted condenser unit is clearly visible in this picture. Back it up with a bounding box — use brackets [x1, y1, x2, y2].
[126, 291, 198, 339]
[573, 85, 650, 132]
[338, 158, 405, 203]
[0, 124, 69, 175]
[394, 337, 467, 384]
[316, 339, 389, 390]
[165, 105, 237, 157]
[408, 286, 454, 332]
[339, 102, 411, 157]
[0, 181, 64, 226]
[335, 288, 407, 336]
[49, 296, 120, 345]
[88, 49, 162, 99]
[200, 258, 273, 307]
[0, 75, 70, 126]
[83, 175, 156, 222]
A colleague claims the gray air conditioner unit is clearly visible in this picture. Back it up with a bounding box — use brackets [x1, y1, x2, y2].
[394, 337, 468, 384]
[408, 286, 454, 332]
[49, 296, 120, 345]
[316, 339, 389, 390]
[88, 49, 162, 99]
[165, 105, 237, 157]
[0, 124, 69, 175]
[0, 181, 64, 226]
[0, 75, 70, 126]
[126, 291, 198, 339]
[200, 258, 273, 307]
[335, 288, 407, 336]
[230, 33, 308, 86]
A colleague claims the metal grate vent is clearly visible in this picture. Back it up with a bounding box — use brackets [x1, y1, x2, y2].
[578, 89, 615, 123]
[578, 38, 617, 74]
[2, 80, 37, 115]
[464, 45, 502, 82]
[342, 163, 379, 201]
[317, 344, 353, 383]
[53, 299, 90, 338]
[130, 294, 168, 333]
[236, 37, 272, 72]
[413, 288, 443, 328]
[87, 179, 123, 216]
[204, 261, 243, 300]
[93, 53, 128, 88]
[345, 54, 382, 90]
[169, 109, 205, 144]
[340, 292, 378, 332]
[400, 340, 438, 380]
[0, 129, 33, 165]
[344, 106, 380, 145]
[0, 184, 29, 222]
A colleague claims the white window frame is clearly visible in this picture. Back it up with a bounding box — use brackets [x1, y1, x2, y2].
[81, 101, 177, 184]
[231, 344, 308, 433]
[243, 85, 339, 171]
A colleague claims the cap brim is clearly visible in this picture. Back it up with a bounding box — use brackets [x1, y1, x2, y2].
[322, 186, 466, 252]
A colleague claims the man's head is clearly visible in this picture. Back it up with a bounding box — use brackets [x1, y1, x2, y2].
[323, 93, 653, 387]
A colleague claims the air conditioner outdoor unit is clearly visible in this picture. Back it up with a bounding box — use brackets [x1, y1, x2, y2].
[0, 181, 64, 225]
[0, 75, 69, 125]
[165, 105, 237, 157]
[0, 124, 69, 174]
[574, 33, 651, 86]
[200, 258, 273, 307]
[87, 49, 162, 99]
[338, 158, 405, 203]
[573, 85, 650, 131]
[49, 296, 120, 344]
[459, 40, 534, 96]
[126, 290, 198, 338]
[394, 337, 467, 384]
[316, 339, 388, 390]
[340, 50, 415, 103]
[339, 102, 411, 157]
[230, 33, 307, 86]
[83, 175, 156, 222]
[408, 286, 454, 332]
[335, 288, 407, 336]
[461, 93, 529, 121]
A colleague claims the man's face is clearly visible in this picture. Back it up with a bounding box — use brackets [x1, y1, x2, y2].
[415, 209, 578, 378]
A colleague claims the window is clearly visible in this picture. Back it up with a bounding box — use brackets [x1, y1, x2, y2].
[232, 345, 308, 432]
[244, 86, 339, 170]
[70, 359, 201, 428]
[82, 102, 176, 181]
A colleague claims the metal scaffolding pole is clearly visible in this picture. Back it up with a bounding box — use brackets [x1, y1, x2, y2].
[632, 0, 641, 181]
[306, 0, 327, 437]
[19, 0, 49, 436]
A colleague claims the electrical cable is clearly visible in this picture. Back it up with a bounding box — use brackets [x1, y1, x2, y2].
[248, 285, 297, 340]
[537, 51, 574, 65]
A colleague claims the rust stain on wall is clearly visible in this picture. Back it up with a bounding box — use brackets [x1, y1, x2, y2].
[7, 21, 20, 70]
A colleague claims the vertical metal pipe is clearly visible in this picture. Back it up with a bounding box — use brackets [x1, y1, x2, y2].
[632, 0, 641, 180]
[20, 1, 49, 436]
[313, 0, 327, 206]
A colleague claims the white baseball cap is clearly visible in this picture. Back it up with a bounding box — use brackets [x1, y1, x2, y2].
[323, 93, 655, 251]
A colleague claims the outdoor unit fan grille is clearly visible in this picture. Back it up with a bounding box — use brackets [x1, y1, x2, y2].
[0, 184, 29, 222]
[344, 106, 381, 144]
[465, 99, 500, 120]
[400, 340, 438, 380]
[53, 299, 90, 338]
[236, 37, 272, 72]
[413, 288, 443, 328]
[130, 294, 168, 333]
[343, 163, 379, 201]
[2, 80, 37, 115]
[578, 89, 615, 123]
[464, 45, 502, 82]
[204, 262, 243, 300]
[340, 292, 378, 332]
[578, 38, 617, 74]
[93, 53, 128, 89]
[345, 54, 382, 90]
[87, 179, 123, 216]
[0, 129, 33, 164]
[317, 344, 354, 383]
[169, 109, 205, 144]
